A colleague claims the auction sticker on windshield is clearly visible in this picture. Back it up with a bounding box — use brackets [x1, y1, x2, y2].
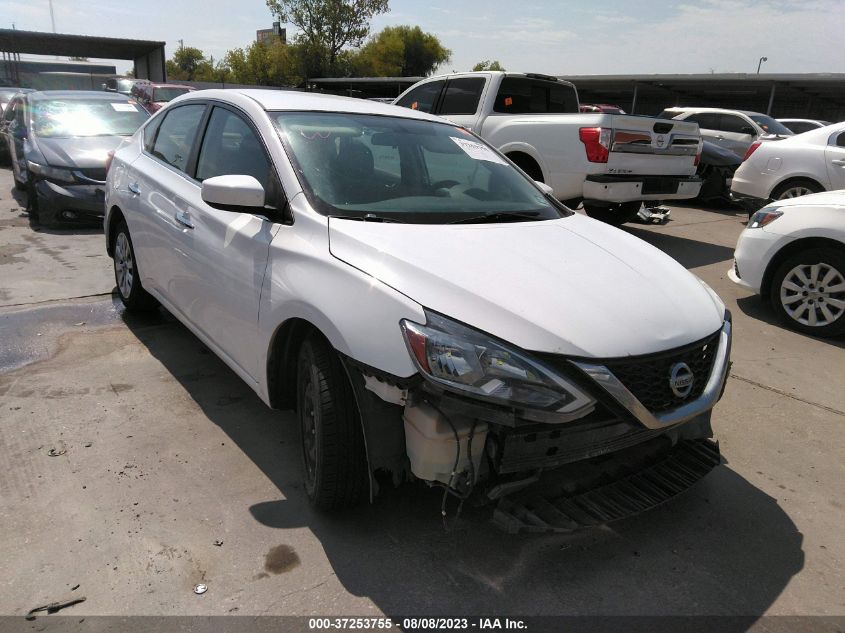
[450, 137, 508, 165]
[111, 103, 139, 112]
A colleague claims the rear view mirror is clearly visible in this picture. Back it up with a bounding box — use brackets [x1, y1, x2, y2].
[201, 175, 265, 211]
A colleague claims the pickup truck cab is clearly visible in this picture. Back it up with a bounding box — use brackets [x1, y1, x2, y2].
[394, 72, 703, 225]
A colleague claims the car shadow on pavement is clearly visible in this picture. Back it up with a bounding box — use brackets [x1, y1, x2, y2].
[625, 226, 736, 270]
[735, 295, 845, 350]
[123, 308, 805, 622]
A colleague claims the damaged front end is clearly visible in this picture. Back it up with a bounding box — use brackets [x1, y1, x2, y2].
[345, 309, 732, 534]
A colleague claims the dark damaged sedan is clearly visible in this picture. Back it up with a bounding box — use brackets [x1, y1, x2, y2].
[2, 91, 148, 227]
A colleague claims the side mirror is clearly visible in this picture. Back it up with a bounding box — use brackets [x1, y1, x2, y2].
[201, 175, 265, 211]
[535, 181, 555, 196]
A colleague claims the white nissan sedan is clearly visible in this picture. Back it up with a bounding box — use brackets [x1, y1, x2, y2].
[105, 90, 731, 522]
[730, 190, 845, 337]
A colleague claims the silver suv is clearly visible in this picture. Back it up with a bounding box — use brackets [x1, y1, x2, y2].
[659, 107, 793, 158]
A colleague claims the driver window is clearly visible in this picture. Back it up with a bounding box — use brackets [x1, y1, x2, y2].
[196, 107, 271, 191]
[719, 115, 750, 134]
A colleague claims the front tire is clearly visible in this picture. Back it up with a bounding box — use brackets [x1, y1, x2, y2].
[112, 221, 159, 311]
[583, 201, 641, 226]
[769, 247, 845, 337]
[296, 334, 368, 510]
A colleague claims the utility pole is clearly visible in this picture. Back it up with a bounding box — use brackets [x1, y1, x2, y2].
[48, 0, 56, 33]
[178, 39, 184, 51]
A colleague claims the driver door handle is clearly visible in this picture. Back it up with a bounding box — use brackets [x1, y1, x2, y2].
[128, 182, 140, 195]
[175, 209, 194, 229]
[832, 159, 845, 166]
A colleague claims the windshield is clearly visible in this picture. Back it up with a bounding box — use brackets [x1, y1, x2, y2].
[272, 112, 566, 224]
[32, 98, 149, 138]
[153, 87, 190, 102]
[748, 114, 793, 136]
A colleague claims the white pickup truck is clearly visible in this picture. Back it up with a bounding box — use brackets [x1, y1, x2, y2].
[394, 71, 703, 225]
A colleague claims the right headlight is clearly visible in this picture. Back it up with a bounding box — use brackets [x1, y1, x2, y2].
[400, 311, 595, 415]
[748, 206, 783, 229]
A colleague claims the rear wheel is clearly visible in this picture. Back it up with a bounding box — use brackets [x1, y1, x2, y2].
[769, 247, 845, 337]
[772, 179, 823, 201]
[583, 201, 641, 226]
[297, 334, 368, 510]
[112, 221, 159, 311]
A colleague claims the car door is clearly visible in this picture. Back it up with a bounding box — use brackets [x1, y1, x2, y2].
[435, 76, 487, 131]
[684, 112, 722, 147]
[825, 129, 845, 190]
[166, 104, 283, 380]
[127, 102, 208, 303]
[716, 113, 757, 157]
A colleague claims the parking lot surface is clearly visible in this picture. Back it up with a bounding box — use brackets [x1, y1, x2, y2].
[1, 166, 843, 619]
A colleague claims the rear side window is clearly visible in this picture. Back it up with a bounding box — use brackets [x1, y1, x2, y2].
[439, 78, 485, 115]
[196, 107, 271, 191]
[150, 104, 205, 173]
[719, 115, 751, 134]
[685, 113, 720, 130]
[785, 121, 815, 134]
[836, 131, 845, 148]
[395, 80, 445, 113]
[493, 77, 578, 114]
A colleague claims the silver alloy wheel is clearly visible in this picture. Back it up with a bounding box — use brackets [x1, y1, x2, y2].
[779, 262, 845, 327]
[777, 185, 814, 199]
[114, 232, 134, 299]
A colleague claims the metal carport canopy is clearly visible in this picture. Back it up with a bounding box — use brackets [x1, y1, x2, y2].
[562, 73, 845, 120]
[0, 29, 166, 81]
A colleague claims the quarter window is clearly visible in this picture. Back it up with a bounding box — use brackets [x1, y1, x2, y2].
[836, 131, 845, 148]
[150, 104, 205, 173]
[196, 107, 271, 191]
[439, 78, 485, 115]
[395, 80, 445, 113]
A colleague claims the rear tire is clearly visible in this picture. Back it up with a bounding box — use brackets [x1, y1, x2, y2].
[584, 201, 641, 226]
[769, 247, 845, 338]
[772, 179, 823, 201]
[111, 221, 159, 312]
[297, 333, 368, 510]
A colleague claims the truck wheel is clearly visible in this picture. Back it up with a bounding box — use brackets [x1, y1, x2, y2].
[583, 201, 641, 226]
[297, 333, 368, 510]
[769, 247, 845, 338]
[112, 221, 159, 312]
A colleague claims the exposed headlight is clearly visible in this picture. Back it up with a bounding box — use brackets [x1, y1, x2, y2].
[748, 207, 783, 229]
[400, 311, 594, 414]
[26, 161, 77, 183]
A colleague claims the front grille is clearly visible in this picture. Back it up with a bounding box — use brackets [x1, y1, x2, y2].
[76, 167, 107, 182]
[601, 330, 721, 413]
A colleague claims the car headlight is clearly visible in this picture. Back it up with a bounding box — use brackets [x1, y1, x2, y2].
[27, 161, 77, 183]
[400, 311, 594, 414]
[748, 206, 783, 229]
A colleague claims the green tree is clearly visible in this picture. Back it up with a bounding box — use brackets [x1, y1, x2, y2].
[265, 0, 390, 71]
[224, 39, 300, 86]
[352, 25, 450, 77]
[166, 46, 206, 80]
[472, 60, 505, 72]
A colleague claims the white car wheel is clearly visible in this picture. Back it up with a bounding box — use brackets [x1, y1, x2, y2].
[772, 247, 845, 337]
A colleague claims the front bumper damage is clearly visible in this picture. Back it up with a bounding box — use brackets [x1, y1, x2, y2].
[352, 316, 732, 533]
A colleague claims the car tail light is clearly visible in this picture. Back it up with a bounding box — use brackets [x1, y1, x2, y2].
[694, 139, 703, 167]
[743, 141, 762, 162]
[579, 127, 611, 163]
[105, 150, 115, 174]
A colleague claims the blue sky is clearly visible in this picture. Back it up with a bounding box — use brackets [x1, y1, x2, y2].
[3, 0, 843, 76]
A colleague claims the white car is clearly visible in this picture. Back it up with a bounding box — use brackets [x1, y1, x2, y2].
[730, 191, 845, 337]
[105, 89, 731, 524]
[660, 107, 793, 159]
[730, 123, 845, 211]
[777, 118, 833, 135]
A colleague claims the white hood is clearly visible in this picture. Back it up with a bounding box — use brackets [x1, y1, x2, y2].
[328, 214, 725, 358]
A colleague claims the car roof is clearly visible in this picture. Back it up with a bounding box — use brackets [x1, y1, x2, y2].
[174, 89, 451, 124]
[669, 107, 766, 117]
[28, 90, 138, 101]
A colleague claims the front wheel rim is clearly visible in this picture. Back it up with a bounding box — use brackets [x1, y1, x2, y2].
[780, 262, 845, 327]
[114, 232, 134, 299]
[778, 186, 813, 199]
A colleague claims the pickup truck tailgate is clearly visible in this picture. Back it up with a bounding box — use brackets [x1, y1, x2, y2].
[607, 116, 700, 176]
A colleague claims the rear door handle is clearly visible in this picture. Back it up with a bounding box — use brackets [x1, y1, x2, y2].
[832, 159, 845, 166]
[175, 209, 194, 229]
[128, 182, 140, 195]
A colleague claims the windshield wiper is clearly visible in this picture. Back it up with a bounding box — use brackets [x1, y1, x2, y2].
[449, 211, 542, 225]
[330, 213, 400, 223]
